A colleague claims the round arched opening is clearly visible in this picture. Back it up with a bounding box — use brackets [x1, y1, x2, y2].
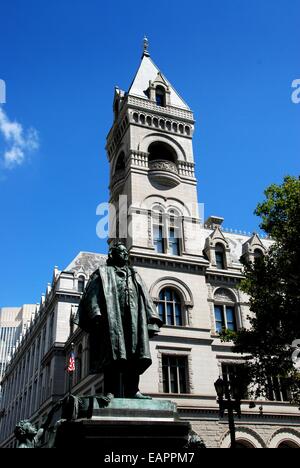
[235, 440, 255, 449]
[115, 152, 125, 173]
[148, 142, 177, 163]
[278, 441, 300, 449]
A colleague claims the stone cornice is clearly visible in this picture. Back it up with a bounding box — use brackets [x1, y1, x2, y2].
[106, 95, 195, 158]
[178, 407, 300, 423]
[131, 251, 209, 273]
[127, 95, 194, 122]
[40, 342, 65, 367]
[206, 270, 244, 283]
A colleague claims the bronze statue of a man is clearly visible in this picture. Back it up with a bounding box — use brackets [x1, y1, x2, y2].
[77, 243, 162, 399]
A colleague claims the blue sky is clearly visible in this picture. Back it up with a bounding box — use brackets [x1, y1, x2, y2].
[0, 0, 299, 306]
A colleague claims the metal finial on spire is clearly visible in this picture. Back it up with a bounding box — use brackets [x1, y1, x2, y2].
[143, 35, 150, 57]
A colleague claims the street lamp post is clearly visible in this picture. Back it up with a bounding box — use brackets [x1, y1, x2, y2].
[214, 377, 242, 449]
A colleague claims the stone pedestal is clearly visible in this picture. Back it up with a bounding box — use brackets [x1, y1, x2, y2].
[53, 398, 201, 457]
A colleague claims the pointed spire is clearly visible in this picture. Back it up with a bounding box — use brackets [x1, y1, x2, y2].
[142, 35, 150, 57]
[128, 39, 190, 110]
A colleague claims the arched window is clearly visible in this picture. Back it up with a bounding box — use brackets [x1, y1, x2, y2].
[214, 289, 237, 333]
[235, 440, 255, 449]
[215, 243, 226, 270]
[278, 441, 300, 449]
[155, 86, 166, 107]
[148, 142, 177, 163]
[78, 276, 85, 293]
[162, 355, 188, 394]
[115, 151, 125, 173]
[254, 248, 263, 260]
[158, 288, 183, 326]
[152, 207, 182, 256]
[266, 376, 292, 402]
[153, 209, 165, 254]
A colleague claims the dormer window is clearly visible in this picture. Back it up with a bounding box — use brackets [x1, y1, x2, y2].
[242, 233, 267, 264]
[254, 248, 263, 260]
[78, 276, 85, 293]
[215, 243, 226, 270]
[155, 86, 166, 107]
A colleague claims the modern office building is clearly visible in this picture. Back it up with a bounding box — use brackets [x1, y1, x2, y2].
[0, 305, 36, 385]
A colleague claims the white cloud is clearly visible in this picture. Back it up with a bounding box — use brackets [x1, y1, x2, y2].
[4, 146, 25, 167]
[0, 106, 39, 169]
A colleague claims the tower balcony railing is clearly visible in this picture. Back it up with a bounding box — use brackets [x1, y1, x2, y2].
[110, 152, 196, 192]
[127, 95, 194, 122]
[148, 159, 181, 187]
[148, 159, 179, 175]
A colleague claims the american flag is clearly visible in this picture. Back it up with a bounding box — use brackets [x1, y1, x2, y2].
[67, 351, 75, 373]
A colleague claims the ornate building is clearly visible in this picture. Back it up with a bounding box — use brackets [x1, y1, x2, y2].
[0, 41, 300, 448]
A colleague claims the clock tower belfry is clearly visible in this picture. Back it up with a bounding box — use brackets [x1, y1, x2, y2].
[106, 39, 204, 262]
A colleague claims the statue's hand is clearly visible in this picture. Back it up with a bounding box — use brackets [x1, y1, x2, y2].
[148, 324, 160, 338]
[149, 330, 159, 338]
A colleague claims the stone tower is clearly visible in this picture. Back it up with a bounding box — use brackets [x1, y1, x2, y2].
[106, 38, 205, 262]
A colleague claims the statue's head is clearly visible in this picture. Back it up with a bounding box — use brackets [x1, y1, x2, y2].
[107, 242, 129, 267]
[14, 420, 38, 441]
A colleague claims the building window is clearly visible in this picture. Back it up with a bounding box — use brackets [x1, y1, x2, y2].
[221, 363, 249, 399]
[158, 288, 183, 326]
[214, 305, 237, 333]
[215, 243, 226, 269]
[169, 212, 180, 256]
[266, 376, 292, 402]
[169, 227, 180, 255]
[254, 248, 263, 260]
[162, 355, 188, 394]
[155, 86, 166, 107]
[78, 276, 85, 293]
[153, 212, 165, 254]
[152, 208, 182, 256]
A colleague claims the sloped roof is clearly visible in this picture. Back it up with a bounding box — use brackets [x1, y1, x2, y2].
[128, 55, 190, 110]
[65, 252, 107, 276]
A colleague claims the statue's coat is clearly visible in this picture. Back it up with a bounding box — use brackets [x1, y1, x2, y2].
[76, 266, 162, 375]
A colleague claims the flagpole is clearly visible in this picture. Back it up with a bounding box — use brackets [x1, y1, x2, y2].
[68, 342, 75, 396]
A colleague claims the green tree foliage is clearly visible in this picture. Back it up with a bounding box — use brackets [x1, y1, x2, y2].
[222, 176, 300, 404]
